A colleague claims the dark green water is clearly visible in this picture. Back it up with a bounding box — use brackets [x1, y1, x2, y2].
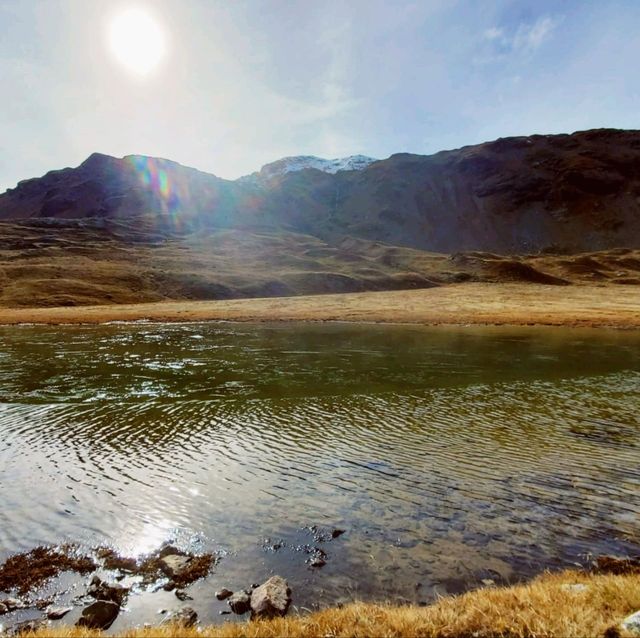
[1, 322, 639, 630]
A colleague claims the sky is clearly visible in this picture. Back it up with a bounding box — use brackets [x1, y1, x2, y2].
[1, 0, 639, 191]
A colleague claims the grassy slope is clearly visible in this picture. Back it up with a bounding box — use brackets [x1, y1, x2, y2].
[1, 223, 640, 309]
[26, 571, 640, 638]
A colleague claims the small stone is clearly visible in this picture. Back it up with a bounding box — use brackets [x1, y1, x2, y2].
[310, 556, 326, 568]
[331, 529, 345, 539]
[621, 610, 640, 635]
[216, 588, 233, 601]
[163, 580, 176, 592]
[250, 575, 292, 619]
[160, 554, 192, 579]
[77, 600, 120, 630]
[481, 579, 495, 587]
[0, 603, 7, 615]
[219, 610, 231, 615]
[162, 606, 198, 628]
[47, 606, 73, 620]
[175, 590, 193, 601]
[228, 591, 251, 614]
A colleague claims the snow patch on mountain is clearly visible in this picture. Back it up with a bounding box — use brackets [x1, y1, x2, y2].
[240, 155, 377, 182]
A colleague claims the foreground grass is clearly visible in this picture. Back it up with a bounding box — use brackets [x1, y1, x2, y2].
[26, 571, 640, 638]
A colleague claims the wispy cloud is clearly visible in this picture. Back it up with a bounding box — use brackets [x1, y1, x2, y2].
[483, 15, 561, 56]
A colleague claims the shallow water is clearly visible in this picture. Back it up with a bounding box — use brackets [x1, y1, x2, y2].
[1, 322, 640, 630]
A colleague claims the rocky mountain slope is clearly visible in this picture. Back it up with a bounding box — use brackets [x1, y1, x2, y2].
[1, 129, 639, 254]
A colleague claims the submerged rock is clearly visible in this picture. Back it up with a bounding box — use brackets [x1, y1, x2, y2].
[331, 529, 346, 539]
[175, 589, 193, 601]
[162, 606, 198, 628]
[250, 575, 292, 620]
[77, 600, 120, 629]
[228, 590, 251, 614]
[215, 588, 233, 601]
[160, 554, 192, 579]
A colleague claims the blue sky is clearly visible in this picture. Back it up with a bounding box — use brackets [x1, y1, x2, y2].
[1, 0, 639, 191]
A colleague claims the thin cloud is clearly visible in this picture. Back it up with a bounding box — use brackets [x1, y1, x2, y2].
[483, 15, 561, 56]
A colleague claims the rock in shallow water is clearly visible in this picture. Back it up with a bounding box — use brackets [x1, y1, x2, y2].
[160, 554, 192, 579]
[228, 591, 251, 614]
[250, 575, 292, 620]
[216, 588, 233, 601]
[87, 575, 129, 606]
[162, 606, 198, 628]
[77, 600, 120, 630]
[47, 606, 73, 620]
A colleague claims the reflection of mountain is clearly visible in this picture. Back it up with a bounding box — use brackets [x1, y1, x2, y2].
[2, 129, 640, 253]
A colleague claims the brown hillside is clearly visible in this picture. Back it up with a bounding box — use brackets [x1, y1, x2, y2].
[1, 129, 639, 254]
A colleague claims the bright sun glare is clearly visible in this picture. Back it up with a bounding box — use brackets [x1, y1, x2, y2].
[108, 7, 166, 76]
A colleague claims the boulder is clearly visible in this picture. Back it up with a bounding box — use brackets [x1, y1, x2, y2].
[77, 600, 120, 630]
[250, 575, 292, 619]
[228, 590, 251, 615]
[162, 606, 198, 628]
[47, 606, 73, 620]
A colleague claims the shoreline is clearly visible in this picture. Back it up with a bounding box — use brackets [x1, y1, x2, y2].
[11, 570, 640, 637]
[0, 283, 639, 329]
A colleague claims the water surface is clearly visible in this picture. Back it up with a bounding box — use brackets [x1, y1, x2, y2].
[1, 322, 639, 629]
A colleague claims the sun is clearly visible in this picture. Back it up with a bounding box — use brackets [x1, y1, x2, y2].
[108, 7, 166, 76]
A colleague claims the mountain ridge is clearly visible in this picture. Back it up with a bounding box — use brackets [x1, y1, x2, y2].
[2, 128, 640, 254]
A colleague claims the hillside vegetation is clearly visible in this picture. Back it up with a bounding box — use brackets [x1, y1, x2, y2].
[0, 221, 639, 308]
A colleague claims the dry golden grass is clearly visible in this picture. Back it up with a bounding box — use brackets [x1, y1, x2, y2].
[1, 222, 640, 311]
[23, 571, 640, 638]
[0, 283, 639, 329]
